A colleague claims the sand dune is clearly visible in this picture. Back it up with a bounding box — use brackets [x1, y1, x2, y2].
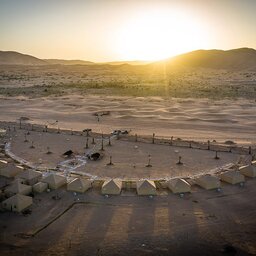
[0, 94, 255, 144]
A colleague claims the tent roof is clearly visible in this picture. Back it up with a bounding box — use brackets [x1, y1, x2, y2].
[103, 179, 122, 189]
[196, 175, 220, 183]
[33, 181, 47, 188]
[169, 178, 190, 187]
[0, 164, 23, 174]
[43, 174, 66, 184]
[18, 169, 42, 180]
[221, 170, 243, 178]
[6, 182, 31, 194]
[3, 194, 32, 207]
[68, 178, 91, 187]
[137, 180, 156, 189]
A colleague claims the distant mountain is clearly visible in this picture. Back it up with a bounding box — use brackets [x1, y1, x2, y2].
[44, 59, 95, 65]
[167, 48, 256, 70]
[0, 51, 47, 65]
[104, 60, 153, 65]
[1, 48, 256, 70]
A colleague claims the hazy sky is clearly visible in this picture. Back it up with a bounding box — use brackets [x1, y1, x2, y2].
[0, 0, 256, 61]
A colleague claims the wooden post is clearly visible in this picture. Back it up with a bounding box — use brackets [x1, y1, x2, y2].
[135, 133, 137, 142]
[91, 137, 95, 144]
[214, 151, 220, 160]
[108, 137, 111, 146]
[85, 137, 89, 149]
[101, 138, 104, 151]
[207, 140, 210, 150]
[146, 154, 152, 167]
[152, 133, 155, 144]
[176, 156, 183, 165]
[107, 156, 113, 165]
[170, 136, 173, 146]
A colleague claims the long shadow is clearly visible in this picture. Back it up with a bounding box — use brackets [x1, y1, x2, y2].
[124, 197, 157, 254]
[197, 189, 256, 255]
[166, 194, 201, 255]
[75, 203, 116, 255]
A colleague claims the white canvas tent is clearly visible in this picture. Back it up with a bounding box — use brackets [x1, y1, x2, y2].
[239, 165, 256, 178]
[195, 175, 221, 190]
[220, 170, 245, 185]
[101, 179, 122, 195]
[2, 194, 33, 212]
[168, 178, 191, 194]
[33, 182, 48, 193]
[5, 182, 32, 196]
[17, 169, 42, 185]
[136, 180, 157, 196]
[67, 178, 92, 193]
[42, 174, 66, 189]
[0, 164, 23, 178]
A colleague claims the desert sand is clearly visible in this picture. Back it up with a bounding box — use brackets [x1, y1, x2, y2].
[5, 128, 242, 179]
[0, 94, 256, 144]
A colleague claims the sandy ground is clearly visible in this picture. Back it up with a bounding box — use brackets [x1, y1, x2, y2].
[0, 95, 256, 144]
[0, 179, 256, 256]
[6, 129, 242, 179]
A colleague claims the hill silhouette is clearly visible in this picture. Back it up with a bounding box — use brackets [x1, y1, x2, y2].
[1, 48, 256, 70]
[166, 48, 256, 70]
[0, 51, 47, 65]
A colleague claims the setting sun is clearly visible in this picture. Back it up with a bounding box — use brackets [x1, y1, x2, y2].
[117, 8, 209, 61]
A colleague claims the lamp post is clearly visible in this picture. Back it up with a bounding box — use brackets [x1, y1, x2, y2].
[146, 154, 152, 167]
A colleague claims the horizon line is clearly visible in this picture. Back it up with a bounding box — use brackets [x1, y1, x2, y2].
[0, 46, 255, 63]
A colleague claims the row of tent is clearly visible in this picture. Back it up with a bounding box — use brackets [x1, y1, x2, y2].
[1, 161, 256, 212]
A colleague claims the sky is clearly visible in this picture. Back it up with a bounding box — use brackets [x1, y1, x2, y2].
[0, 0, 256, 61]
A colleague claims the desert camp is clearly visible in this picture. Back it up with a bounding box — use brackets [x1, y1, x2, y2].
[1, 0, 256, 255]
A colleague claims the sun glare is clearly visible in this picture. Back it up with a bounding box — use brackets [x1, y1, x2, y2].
[117, 9, 209, 61]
